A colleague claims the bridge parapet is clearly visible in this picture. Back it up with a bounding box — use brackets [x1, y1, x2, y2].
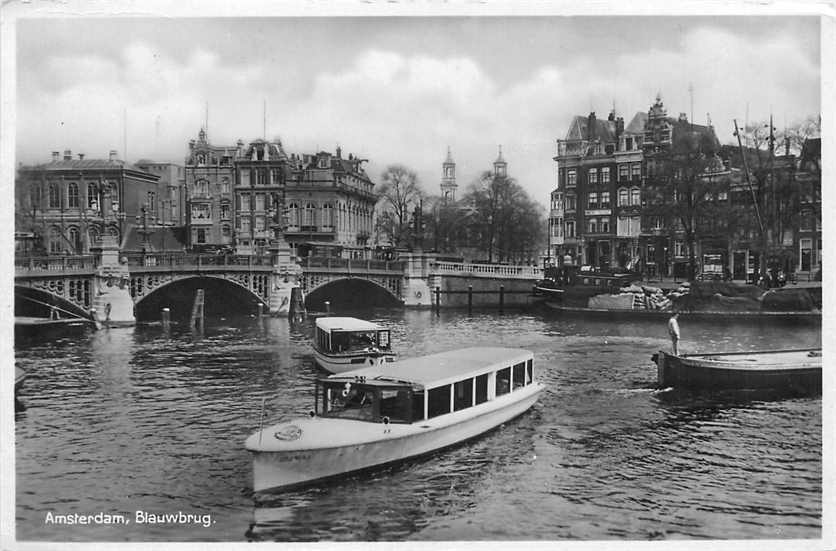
[15, 255, 98, 276]
[430, 261, 542, 280]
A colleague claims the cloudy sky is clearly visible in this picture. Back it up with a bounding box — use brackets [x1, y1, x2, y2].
[13, 12, 821, 205]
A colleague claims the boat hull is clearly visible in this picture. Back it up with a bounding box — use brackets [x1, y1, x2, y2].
[312, 348, 395, 373]
[249, 383, 544, 493]
[654, 350, 821, 393]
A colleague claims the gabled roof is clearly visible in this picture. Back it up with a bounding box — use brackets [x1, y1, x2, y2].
[624, 112, 647, 134]
[564, 115, 616, 143]
[26, 158, 152, 174]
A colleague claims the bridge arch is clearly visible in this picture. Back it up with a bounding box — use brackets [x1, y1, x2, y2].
[133, 275, 267, 321]
[15, 284, 92, 319]
[304, 277, 402, 311]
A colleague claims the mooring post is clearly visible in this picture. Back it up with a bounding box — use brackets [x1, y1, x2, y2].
[257, 303, 264, 318]
[325, 301, 331, 315]
[467, 285, 473, 313]
[190, 289, 205, 331]
[499, 284, 505, 313]
[435, 286, 441, 315]
[161, 307, 171, 330]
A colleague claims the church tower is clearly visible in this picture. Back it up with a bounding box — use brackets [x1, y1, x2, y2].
[440, 146, 457, 202]
[494, 145, 507, 178]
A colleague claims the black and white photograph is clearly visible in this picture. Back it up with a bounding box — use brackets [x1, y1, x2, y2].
[2, 1, 831, 547]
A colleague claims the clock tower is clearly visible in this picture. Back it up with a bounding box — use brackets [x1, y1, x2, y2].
[440, 146, 457, 203]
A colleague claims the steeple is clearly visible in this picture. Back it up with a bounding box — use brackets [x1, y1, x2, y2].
[441, 146, 457, 203]
[494, 145, 507, 178]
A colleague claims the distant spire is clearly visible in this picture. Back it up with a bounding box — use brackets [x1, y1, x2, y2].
[445, 145, 454, 163]
[496, 144, 504, 163]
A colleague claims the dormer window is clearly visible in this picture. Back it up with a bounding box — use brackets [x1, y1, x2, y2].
[318, 156, 329, 169]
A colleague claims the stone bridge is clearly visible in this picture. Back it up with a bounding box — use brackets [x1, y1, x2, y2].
[15, 242, 543, 325]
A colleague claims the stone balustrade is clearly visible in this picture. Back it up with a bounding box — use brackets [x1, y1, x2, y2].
[430, 261, 543, 279]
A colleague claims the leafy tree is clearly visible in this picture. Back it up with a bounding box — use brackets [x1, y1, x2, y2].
[375, 165, 424, 248]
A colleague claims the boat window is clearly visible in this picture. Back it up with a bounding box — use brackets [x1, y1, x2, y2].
[377, 331, 391, 350]
[526, 359, 533, 384]
[427, 385, 452, 418]
[453, 379, 473, 411]
[512, 362, 526, 389]
[475, 373, 489, 404]
[323, 383, 376, 421]
[378, 388, 412, 423]
[495, 367, 511, 396]
[412, 390, 425, 421]
[330, 331, 378, 353]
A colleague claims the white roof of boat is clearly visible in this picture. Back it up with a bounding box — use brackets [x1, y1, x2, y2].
[315, 317, 384, 332]
[329, 347, 532, 388]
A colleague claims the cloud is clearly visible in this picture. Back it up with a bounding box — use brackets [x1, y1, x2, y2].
[16, 24, 819, 213]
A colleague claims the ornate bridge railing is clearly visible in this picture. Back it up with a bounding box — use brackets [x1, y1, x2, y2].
[15, 255, 98, 275]
[430, 261, 542, 279]
[122, 253, 276, 270]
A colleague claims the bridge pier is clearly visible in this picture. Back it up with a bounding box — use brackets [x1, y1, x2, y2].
[90, 236, 136, 326]
[268, 245, 305, 317]
[401, 251, 436, 307]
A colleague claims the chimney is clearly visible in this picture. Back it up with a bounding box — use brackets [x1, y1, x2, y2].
[587, 112, 597, 140]
[51, 151, 60, 162]
[616, 117, 625, 137]
[608, 110, 615, 122]
[63, 149, 72, 161]
[678, 112, 688, 123]
[109, 150, 118, 161]
[78, 153, 85, 160]
[336, 146, 342, 159]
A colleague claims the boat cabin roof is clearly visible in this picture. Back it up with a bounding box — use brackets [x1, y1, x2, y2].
[323, 347, 532, 389]
[315, 317, 385, 332]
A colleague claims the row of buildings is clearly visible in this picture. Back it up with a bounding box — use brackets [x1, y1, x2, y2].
[15, 130, 378, 260]
[548, 95, 822, 281]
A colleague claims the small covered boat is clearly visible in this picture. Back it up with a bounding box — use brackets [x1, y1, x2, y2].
[312, 317, 396, 373]
[652, 348, 822, 393]
[245, 347, 544, 493]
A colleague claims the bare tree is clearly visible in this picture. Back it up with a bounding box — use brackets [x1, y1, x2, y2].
[375, 165, 424, 247]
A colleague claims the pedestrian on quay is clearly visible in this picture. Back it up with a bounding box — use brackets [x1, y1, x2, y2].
[668, 312, 680, 356]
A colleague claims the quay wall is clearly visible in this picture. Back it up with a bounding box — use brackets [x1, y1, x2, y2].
[428, 275, 538, 308]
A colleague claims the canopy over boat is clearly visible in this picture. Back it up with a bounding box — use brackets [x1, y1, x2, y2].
[329, 346, 532, 389]
[315, 317, 385, 333]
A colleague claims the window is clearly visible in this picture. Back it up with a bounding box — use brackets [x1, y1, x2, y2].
[88, 227, 100, 247]
[625, 137, 633, 151]
[240, 170, 250, 187]
[427, 385, 452, 418]
[318, 156, 329, 169]
[453, 379, 473, 411]
[191, 204, 211, 220]
[322, 203, 334, 229]
[565, 195, 576, 211]
[238, 193, 251, 211]
[68, 227, 80, 252]
[475, 373, 489, 404]
[588, 192, 598, 208]
[49, 227, 62, 253]
[287, 203, 300, 227]
[601, 167, 610, 184]
[630, 188, 641, 206]
[221, 177, 230, 193]
[618, 188, 628, 206]
[303, 202, 316, 228]
[68, 183, 79, 208]
[49, 184, 61, 208]
[147, 191, 156, 212]
[495, 367, 511, 396]
[255, 193, 265, 211]
[196, 228, 206, 244]
[240, 216, 251, 234]
[588, 218, 597, 233]
[526, 359, 533, 384]
[222, 224, 231, 237]
[512, 362, 526, 390]
[619, 164, 629, 181]
[255, 216, 265, 231]
[193, 179, 209, 197]
[566, 220, 575, 238]
[631, 164, 641, 180]
[601, 218, 610, 233]
[220, 204, 230, 220]
[674, 240, 685, 257]
[567, 170, 577, 187]
[600, 191, 610, 208]
[588, 168, 598, 185]
[718, 191, 728, 201]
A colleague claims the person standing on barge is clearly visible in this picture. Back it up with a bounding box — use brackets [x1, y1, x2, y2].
[668, 312, 681, 356]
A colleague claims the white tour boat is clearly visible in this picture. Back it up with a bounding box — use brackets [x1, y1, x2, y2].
[245, 347, 544, 493]
[312, 317, 396, 373]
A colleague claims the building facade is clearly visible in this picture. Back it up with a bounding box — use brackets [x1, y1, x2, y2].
[133, 160, 186, 227]
[16, 149, 160, 255]
[184, 129, 237, 250]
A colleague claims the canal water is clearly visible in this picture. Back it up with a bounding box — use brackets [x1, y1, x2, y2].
[14, 309, 822, 542]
